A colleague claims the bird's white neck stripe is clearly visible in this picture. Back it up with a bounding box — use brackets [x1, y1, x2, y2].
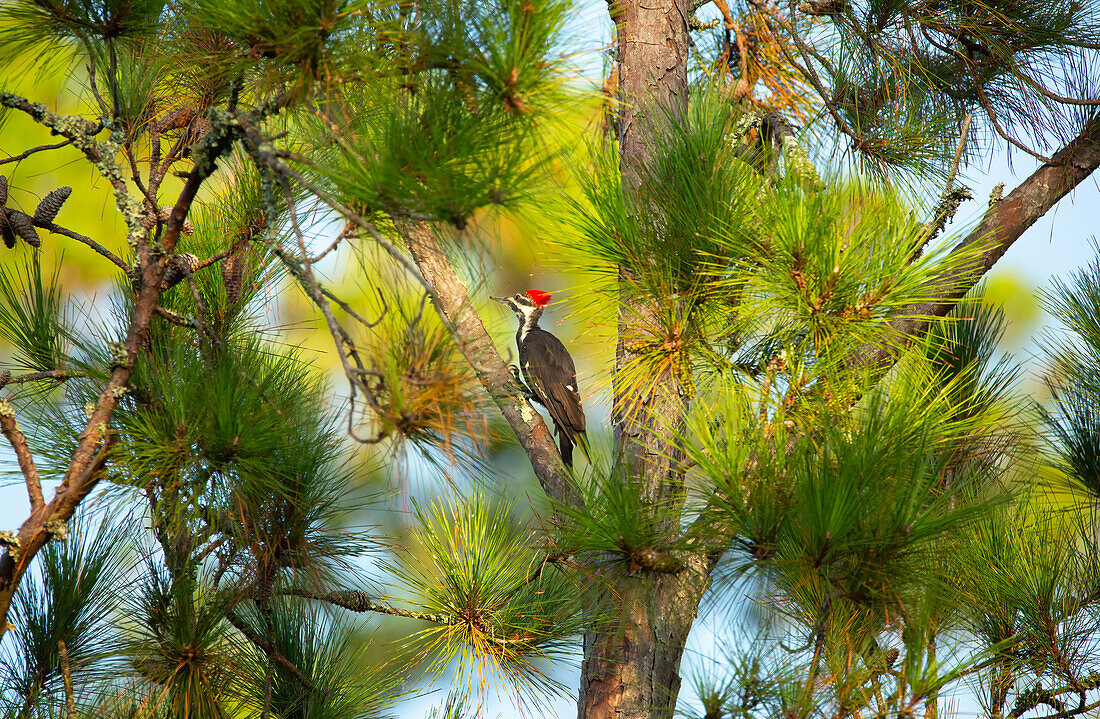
[519, 310, 539, 341]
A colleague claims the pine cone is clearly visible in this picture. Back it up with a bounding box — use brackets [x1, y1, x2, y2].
[142, 206, 194, 235]
[7, 211, 40, 248]
[160, 252, 201, 290]
[798, 0, 848, 14]
[0, 211, 15, 249]
[0, 175, 7, 207]
[221, 253, 243, 304]
[33, 187, 72, 224]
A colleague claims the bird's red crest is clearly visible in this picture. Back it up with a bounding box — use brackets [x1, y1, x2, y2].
[525, 289, 552, 306]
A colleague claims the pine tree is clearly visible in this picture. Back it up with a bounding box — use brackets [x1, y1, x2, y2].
[0, 0, 1097, 717]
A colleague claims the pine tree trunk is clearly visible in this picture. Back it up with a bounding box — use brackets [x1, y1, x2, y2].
[578, 563, 712, 719]
[577, 0, 700, 716]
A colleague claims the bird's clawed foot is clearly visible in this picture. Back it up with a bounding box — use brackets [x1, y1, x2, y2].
[508, 365, 539, 402]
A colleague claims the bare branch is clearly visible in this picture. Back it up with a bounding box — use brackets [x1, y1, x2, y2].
[33, 219, 129, 271]
[242, 136, 432, 293]
[0, 369, 90, 389]
[0, 139, 75, 166]
[59, 640, 77, 719]
[0, 402, 44, 512]
[282, 587, 459, 624]
[848, 116, 1100, 380]
[919, 113, 974, 247]
[225, 612, 319, 691]
[153, 305, 199, 328]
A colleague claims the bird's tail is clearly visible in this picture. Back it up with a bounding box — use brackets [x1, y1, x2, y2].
[575, 431, 592, 465]
[558, 430, 591, 468]
[559, 433, 574, 467]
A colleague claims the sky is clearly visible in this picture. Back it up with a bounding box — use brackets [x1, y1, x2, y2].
[0, 3, 1098, 716]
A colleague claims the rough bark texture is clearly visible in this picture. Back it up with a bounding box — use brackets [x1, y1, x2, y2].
[399, 220, 581, 509]
[578, 0, 696, 716]
[579, 559, 712, 719]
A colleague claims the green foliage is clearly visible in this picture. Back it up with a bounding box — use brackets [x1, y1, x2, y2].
[724, 179, 979, 366]
[295, 0, 572, 226]
[555, 468, 687, 573]
[88, 39, 171, 137]
[828, 58, 959, 179]
[0, 252, 73, 376]
[0, 0, 165, 65]
[566, 96, 762, 297]
[232, 602, 403, 719]
[1, 517, 126, 714]
[126, 562, 239, 717]
[157, 161, 281, 336]
[189, 0, 350, 76]
[1042, 247, 1100, 499]
[307, 81, 551, 227]
[389, 492, 582, 706]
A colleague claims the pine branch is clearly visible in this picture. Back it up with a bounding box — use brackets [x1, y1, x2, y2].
[225, 612, 319, 692]
[32, 220, 128, 271]
[0, 369, 90, 388]
[0, 92, 146, 246]
[285, 587, 547, 648]
[282, 587, 458, 624]
[0, 102, 246, 640]
[847, 116, 1100, 380]
[1010, 674, 1100, 719]
[920, 113, 974, 247]
[0, 139, 75, 166]
[58, 640, 76, 719]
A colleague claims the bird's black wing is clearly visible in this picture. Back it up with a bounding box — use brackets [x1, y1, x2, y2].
[519, 328, 586, 438]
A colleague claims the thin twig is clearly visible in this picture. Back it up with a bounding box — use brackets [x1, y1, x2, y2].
[0, 404, 44, 512]
[918, 112, 974, 248]
[750, 4, 859, 147]
[308, 222, 355, 263]
[243, 134, 432, 293]
[0, 368, 88, 389]
[180, 264, 214, 351]
[0, 139, 74, 166]
[945, 112, 972, 191]
[322, 285, 388, 329]
[80, 37, 111, 120]
[33, 220, 129, 271]
[123, 142, 157, 211]
[153, 306, 198, 328]
[282, 587, 458, 624]
[191, 229, 254, 273]
[59, 640, 77, 719]
[964, 60, 1052, 163]
[225, 612, 319, 692]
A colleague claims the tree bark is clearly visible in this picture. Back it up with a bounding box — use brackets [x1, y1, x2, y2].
[579, 0, 696, 716]
[579, 559, 712, 719]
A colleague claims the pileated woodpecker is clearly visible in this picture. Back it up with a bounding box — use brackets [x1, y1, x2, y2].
[492, 289, 587, 466]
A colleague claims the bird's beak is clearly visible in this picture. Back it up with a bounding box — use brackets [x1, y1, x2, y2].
[490, 296, 509, 304]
